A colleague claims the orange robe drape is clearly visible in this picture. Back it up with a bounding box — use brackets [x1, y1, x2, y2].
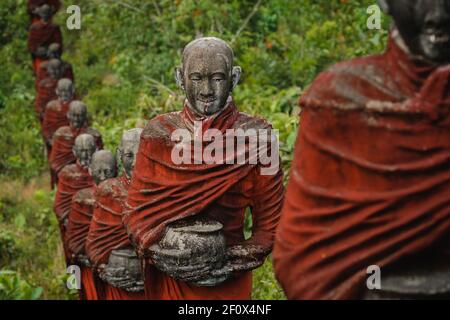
[86, 174, 145, 300]
[124, 100, 284, 300]
[273, 32, 450, 300]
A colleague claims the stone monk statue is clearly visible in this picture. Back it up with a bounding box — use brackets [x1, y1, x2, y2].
[27, 0, 60, 24]
[274, 0, 450, 300]
[124, 37, 284, 300]
[50, 101, 103, 183]
[66, 150, 118, 300]
[35, 59, 65, 122]
[28, 4, 62, 73]
[36, 43, 74, 92]
[86, 128, 145, 300]
[42, 78, 75, 188]
[54, 134, 98, 262]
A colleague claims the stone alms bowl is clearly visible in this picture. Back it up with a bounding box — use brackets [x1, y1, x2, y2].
[150, 216, 227, 284]
[108, 248, 142, 281]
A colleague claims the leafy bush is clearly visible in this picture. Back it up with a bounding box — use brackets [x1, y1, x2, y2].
[0, 270, 43, 300]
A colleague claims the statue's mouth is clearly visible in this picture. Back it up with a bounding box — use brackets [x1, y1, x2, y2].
[419, 28, 450, 62]
[425, 30, 450, 45]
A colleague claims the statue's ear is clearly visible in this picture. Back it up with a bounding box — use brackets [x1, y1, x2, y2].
[231, 66, 242, 91]
[88, 167, 93, 176]
[377, 0, 389, 14]
[174, 67, 185, 91]
[72, 145, 77, 157]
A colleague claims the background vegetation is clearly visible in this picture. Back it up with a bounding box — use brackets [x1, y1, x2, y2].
[0, 0, 389, 299]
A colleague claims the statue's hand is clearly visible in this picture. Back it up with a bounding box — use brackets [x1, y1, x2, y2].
[98, 263, 144, 292]
[150, 244, 213, 283]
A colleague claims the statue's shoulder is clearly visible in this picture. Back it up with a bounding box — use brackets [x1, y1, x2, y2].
[46, 99, 60, 111]
[97, 177, 123, 198]
[54, 125, 71, 137]
[74, 187, 94, 204]
[301, 53, 399, 110]
[86, 127, 102, 138]
[141, 111, 182, 141]
[234, 112, 273, 131]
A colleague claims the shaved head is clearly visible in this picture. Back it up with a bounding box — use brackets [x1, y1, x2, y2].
[182, 37, 234, 72]
[90, 150, 118, 185]
[56, 79, 75, 102]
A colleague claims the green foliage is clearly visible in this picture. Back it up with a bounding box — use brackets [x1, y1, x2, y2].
[0, 270, 43, 300]
[0, 0, 390, 299]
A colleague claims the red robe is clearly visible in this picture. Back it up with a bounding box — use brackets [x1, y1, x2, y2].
[28, 20, 62, 72]
[66, 187, 101, 300]
[124, 101, 284, 300]
[42, 98, 73, 188]
[273, 32, 450, 300]
[49, 125, 103, 182]
[54, 162, 94, 261]
[86, 174, 145, 300]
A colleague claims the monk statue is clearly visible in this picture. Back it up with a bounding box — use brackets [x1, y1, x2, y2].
[42, 78, 75, 187]
[27, 0, 60, 24]
[124, 37, 284, 300]
[54, 134, 98, 262]
[273, 0, 450, 300]
[28, 4, 62, 73]
[50, 101, 103, 183]
[36, 43, 74, 91]
[35, 59, 65, 122]
[86, 129, 145, 300]
[66, 150, 118, 300]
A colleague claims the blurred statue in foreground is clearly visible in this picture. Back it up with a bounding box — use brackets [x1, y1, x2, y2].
[66, 150, 117, 300]
[86, 129, 145, 300]
[274, 0, 450, 300]
[124, 37, 284, 300]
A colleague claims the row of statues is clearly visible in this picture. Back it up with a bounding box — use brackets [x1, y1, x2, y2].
[25, 0, 449, 300]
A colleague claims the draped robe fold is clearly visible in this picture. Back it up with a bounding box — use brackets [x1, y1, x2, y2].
[273, 32, 450, 300]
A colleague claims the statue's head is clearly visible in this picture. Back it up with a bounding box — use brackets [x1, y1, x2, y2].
[73, 134, 97, 168]
[89, 150, 118, 185]
[175, 37, 241, 116]
[48, 43, 62, 59]
[379, 0, 450, 63]
[118, 128, 143, 178]
[36, 4, 52, 22]
[47, 59, 63, 79]
[56, 79, 75, 102]
[67, 101, 88, 129]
